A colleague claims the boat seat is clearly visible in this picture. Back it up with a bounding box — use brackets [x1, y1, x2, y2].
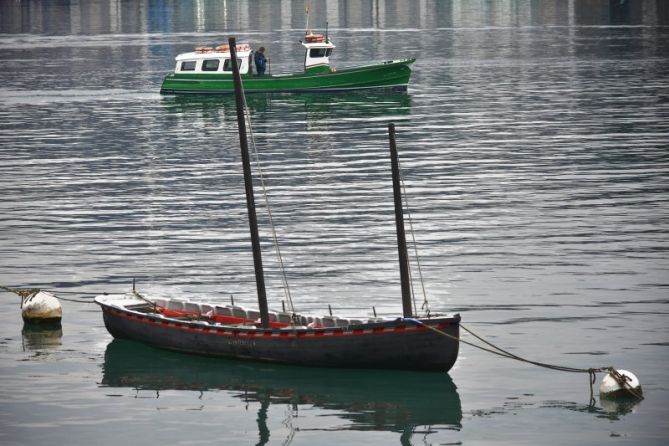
[335, 318, 350, 328]
[211, 305, 248, 325]
[200, 304, 214, 315]
[166, 300, 186, 311]
[230, 307, 247, 319]
[215, 306, 233, 317]
[277, 313, 293, 324]
[184, 302, 201, 314]
[152, 298, 168, 308]
[307, 317, 323, 328]
[321, 316, 337, 328]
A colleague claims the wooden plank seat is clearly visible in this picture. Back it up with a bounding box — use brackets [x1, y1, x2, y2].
[151, 298, 366, 329]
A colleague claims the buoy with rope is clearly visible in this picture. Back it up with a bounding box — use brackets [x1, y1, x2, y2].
[2, 284, 644, 405]
[20, 290, 62, 324]
[1, 286, 62, 324]
[403, 317, 644, 405]
[2, 285, 98, 325]
[600, 369, 643, 400]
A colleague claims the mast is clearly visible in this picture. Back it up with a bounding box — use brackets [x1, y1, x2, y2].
[229, 37, 270, 329]
[388, 123, 413, 318]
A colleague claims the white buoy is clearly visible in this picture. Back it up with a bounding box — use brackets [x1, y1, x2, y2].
[21, 290, 62, 324]
[599, 369, 642, 399]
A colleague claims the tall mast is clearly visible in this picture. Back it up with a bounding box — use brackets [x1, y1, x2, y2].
[388, 123, 413, 318]
[229, 37, 270, 329]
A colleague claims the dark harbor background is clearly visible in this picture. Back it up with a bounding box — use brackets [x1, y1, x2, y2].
[1, 1, 668, 445]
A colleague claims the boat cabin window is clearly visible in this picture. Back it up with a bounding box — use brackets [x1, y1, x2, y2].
[223, 58, 242, 72]
[309, 48, 332, 58]
[180, 61, 196, 71]
[202, 59, 220, 71]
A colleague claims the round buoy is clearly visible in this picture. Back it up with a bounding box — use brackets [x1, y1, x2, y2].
[599, 369, 642, 400]
[21, 290, 62, 324]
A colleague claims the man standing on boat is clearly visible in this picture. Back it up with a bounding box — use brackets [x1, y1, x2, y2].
[254, 47, 266, 76]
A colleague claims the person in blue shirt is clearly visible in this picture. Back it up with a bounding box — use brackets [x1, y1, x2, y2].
[254, 47, 266, 76]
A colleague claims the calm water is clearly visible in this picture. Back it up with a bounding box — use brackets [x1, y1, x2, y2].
[1, 1, 668, 445]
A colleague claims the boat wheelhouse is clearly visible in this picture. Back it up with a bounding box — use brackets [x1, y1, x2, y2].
[302, 32, 336, 74]
[172, 43, 255, 76]
[160, 31, 414, 95]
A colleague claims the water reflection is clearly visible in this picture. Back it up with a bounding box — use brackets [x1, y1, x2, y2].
[599, 396, 642, 419]
[160, 92, 411, 118]
[101, 339, 462, 442]
[21, 322, 63, 351]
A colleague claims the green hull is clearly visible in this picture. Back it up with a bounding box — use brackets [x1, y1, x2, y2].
[160, 58, 415, 95]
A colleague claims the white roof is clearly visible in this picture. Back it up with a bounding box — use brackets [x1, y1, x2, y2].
[176, 43, 253, 61]
[301, 33, 335, 49]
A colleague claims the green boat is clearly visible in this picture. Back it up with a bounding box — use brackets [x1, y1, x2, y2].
[159, 31, 415, 95]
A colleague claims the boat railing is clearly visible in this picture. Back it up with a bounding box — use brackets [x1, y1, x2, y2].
[141, 297, 382, 329]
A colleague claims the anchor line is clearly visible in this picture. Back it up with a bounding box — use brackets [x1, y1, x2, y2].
[1, 285, 39, 299]
[48, 295, 96, 304]
[402, 318, 643, 401]
[1, 285, 98, 304]
[42, 290, 98, 296]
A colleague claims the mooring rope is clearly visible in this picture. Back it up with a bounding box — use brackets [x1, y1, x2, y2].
[1, 285, 39, 299]
[403, 317, 643, 401]
[42, 290, 98, 296]
[48, 295, 96, 304]
[1, 285, 97, 304]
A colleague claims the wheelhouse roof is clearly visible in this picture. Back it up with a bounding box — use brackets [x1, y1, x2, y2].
[175, 43, 253, 61]
[300, 32, 335, 49]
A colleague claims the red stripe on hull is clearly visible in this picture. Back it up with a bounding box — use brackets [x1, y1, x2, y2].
[105, 307, 454, 340]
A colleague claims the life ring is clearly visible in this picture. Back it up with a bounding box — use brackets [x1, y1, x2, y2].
[304, 33, 325, 43]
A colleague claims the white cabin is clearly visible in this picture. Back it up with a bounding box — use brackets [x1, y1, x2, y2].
[172, 36, 337, 76]
[174, 43, 254, 74]
[301, 32, 336, 74]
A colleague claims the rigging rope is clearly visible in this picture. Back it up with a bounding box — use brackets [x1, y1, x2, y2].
[239, 79, 295, 315]
[395, 155, 430, 316]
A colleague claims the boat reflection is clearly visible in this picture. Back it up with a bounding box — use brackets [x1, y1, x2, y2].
[101, 339, 461, 439]
[160, 91, 411, 118]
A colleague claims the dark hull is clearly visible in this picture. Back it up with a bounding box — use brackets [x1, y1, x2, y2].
[98, 302, 460, 372]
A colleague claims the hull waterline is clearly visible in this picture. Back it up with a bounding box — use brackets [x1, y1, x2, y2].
[95, 295, 460, 372]
[160, 59, 415, 95]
